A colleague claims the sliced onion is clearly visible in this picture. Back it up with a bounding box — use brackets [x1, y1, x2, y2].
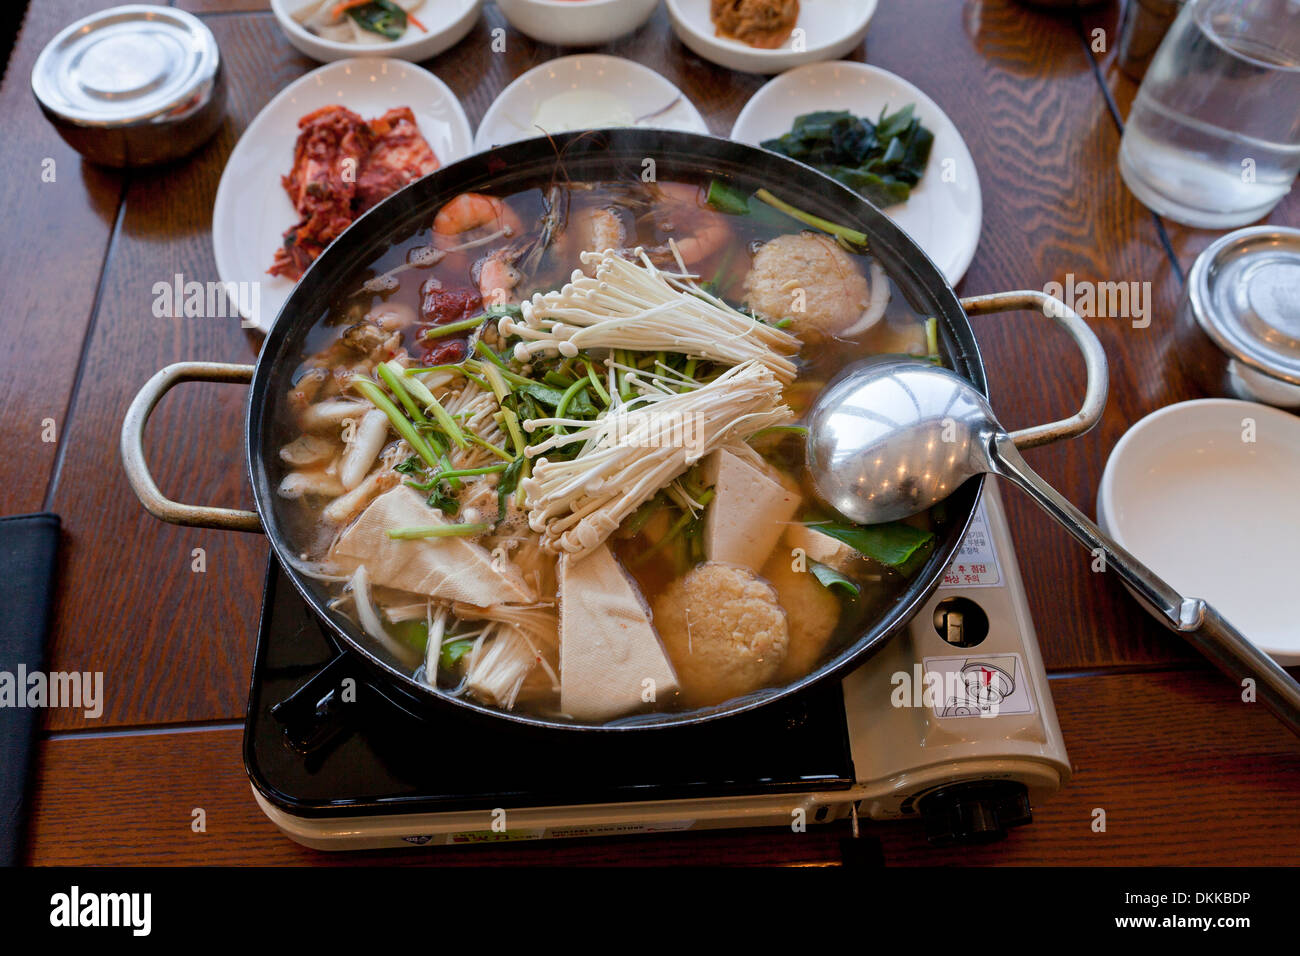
[839, 261, 891, 338]
[348, 565, 420, 667]
[424, 604, 447, 686]
[281, 551, 352, 582]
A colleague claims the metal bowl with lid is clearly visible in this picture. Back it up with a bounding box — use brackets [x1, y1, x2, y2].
[31, 4, 225, 168]
[1177, 226, 1300, 408]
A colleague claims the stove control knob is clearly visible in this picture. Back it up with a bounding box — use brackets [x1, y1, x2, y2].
[918, 781, 1032, 846]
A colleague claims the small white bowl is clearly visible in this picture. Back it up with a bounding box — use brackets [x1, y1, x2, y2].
[474, 53, 708, 150]
[1097, 399, 1300, 665]
[496, 0, 659, 47]
[271, 0, 482, 63]
[666, 0, 876, 75]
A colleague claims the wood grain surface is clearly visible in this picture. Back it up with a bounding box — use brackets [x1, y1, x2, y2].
[26, 669, 1300, 865]
[0, 0, 129, 515]
[6, 0, 1298, 864]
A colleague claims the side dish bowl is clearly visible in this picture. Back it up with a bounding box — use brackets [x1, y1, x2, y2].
[270, 0, 482, 62]
[665, 0, 877, 74]
[496, 0, 660, 46]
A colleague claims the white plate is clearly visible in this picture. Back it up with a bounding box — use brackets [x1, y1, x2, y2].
[1097, 399, 1300, 665]
[270, 0, 482, 63]
[731, 61, 982, 285]
[473, 54, 709, 152]
[666, 0, 876, 75]
[212, 58, 473, 334]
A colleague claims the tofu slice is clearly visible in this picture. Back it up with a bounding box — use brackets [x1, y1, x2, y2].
[331, 485, 533, 606]
[702, 448, 801, 572]
[557, 544, 679, 721]
[783, 523, 858, 574]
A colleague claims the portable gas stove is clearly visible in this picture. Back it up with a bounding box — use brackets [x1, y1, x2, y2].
[247, 479, 1071, 852]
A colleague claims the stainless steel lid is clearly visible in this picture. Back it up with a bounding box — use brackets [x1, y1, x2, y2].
[1186, 226, 1300, 385]
[31, 4, 220, 128]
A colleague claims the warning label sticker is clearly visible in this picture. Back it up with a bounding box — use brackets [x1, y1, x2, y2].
[941, 498, 1002, 588]
[921, 652, 1036, 719]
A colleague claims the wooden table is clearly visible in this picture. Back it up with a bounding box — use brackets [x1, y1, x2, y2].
[8, 0, 1298, 865]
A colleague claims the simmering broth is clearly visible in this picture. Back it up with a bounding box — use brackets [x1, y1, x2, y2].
[274, 171, 950, 724]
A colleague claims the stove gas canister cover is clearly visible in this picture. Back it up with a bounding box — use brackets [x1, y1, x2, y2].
[920, 653, 1037, 719]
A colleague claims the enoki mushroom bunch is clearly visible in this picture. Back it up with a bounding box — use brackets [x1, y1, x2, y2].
[518, 360, 793, 560]
[500, 250, 801, 383]
[453, 602, 561, 709]
[441, 381, 506, 471]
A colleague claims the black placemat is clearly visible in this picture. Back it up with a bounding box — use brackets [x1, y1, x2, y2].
[0, 513, 60, 866]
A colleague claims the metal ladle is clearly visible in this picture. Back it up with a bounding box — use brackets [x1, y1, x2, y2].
[807, 357, 1300, 737]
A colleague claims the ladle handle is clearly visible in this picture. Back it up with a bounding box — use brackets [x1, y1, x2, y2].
[961, 291, 1109, 451]
[989, 432, 1300, 738]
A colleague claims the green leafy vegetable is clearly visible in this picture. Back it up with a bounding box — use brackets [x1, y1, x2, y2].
[754, 189, 869, 251]
[705, 179, 751, 216]
[440, 638, 475, 671]
[394, 455, 422, 476]
[423, 481, 460, 516]
[376, 363, 428, 425]
[623, 494, 666, 538]
[407, 362, 492, 392]
[543, 370, 576, 389]
[386, 523, 490, 540]
[584, 359, 610, 405]
[804, 519, 936, 571]
[465, 430, 514, 462]
[513, 379, 567, 409]
[496, 456, 525, 522]
[391, 620, 428, 653]
[346, 0, 407, 41]
[633, 488, 715, 568]
[485, 303, 524, 321]
[761, 107, 934, 208]
[809, 561, 861, 598]
[351, 376, 442, 473]
[421, 314, 487, 341]
[422, 388, 469, 450]
[820, 168, 910, 208]
[555, 377, 595, 424]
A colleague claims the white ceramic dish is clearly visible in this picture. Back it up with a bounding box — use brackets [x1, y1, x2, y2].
[212, 58, 473, 334]
[474, 54, 709, 151]
[271, 0, 481, 63]
[731, 61, 982, 285]
[1097, 399, 1300, 665]
[496, 0, 659, 46]
[666, 0, 876, 74]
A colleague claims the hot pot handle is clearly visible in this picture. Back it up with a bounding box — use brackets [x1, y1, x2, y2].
[960, 290, 1109, 450]
[120, 362, 262, 533]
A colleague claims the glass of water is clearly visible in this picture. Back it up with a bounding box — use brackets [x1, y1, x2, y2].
[1119, 0, 1300, 228]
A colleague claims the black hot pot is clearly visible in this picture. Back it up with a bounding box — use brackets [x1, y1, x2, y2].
[121, 129, 1106, 732]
